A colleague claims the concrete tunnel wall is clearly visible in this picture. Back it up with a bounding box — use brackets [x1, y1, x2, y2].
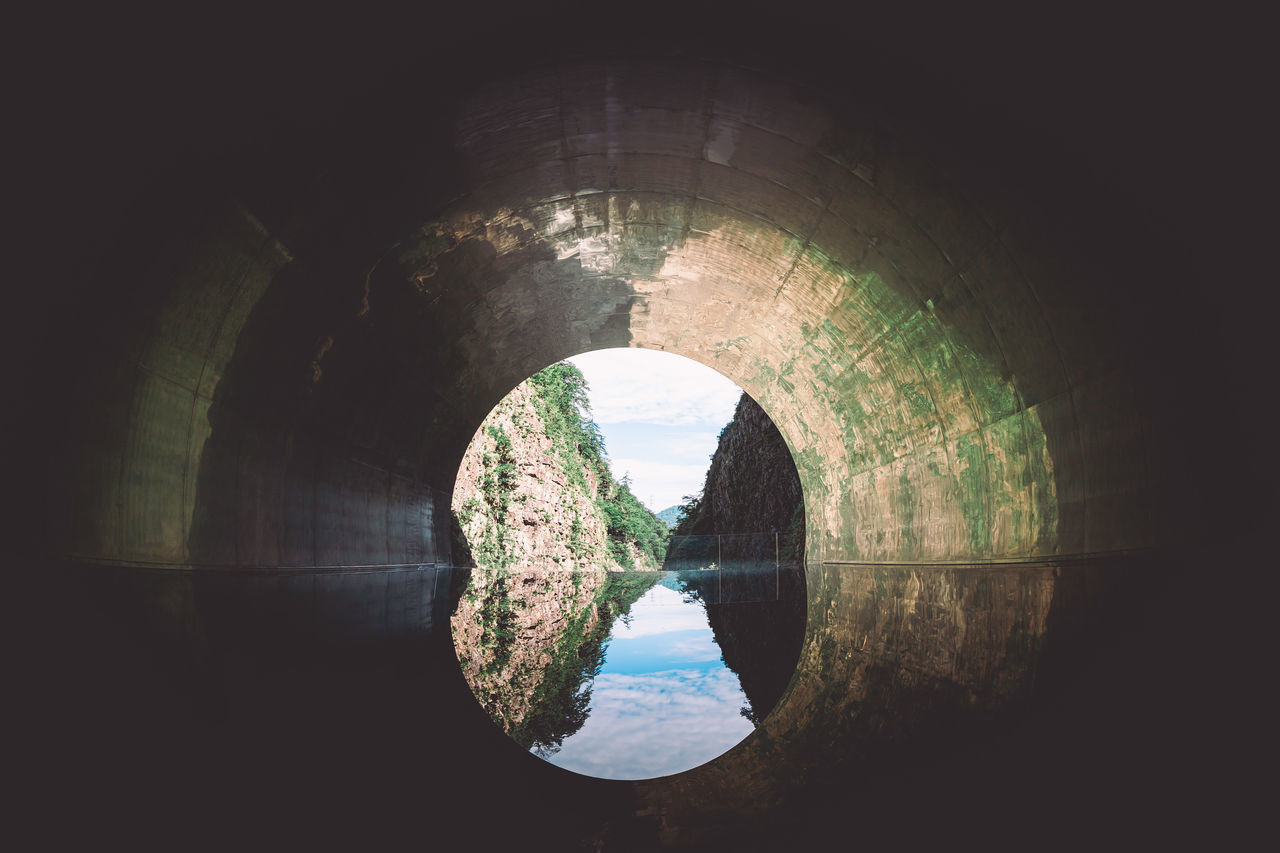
[30, 63, 1211, 824]
[13, 7, 1269, 844]
[43, 57, 1186, 575]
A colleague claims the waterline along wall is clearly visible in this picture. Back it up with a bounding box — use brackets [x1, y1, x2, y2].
[11, 10, 1265, 849]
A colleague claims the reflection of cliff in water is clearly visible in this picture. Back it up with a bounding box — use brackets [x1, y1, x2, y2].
[450, 567, 658, 755]
[636, 561, 1088, 840]
[672, 565, 807, 724]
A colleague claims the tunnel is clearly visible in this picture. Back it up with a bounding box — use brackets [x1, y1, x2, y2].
[9, 5, 1271, 849]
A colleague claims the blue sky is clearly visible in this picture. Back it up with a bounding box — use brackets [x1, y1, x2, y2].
[566, 349, 743, 512]
[540, 584, 754, 780]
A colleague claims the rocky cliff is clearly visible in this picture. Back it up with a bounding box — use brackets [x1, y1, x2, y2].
[451, 363, 666, 571]
[451, 566, 656, 753]
[449, 362, 667, 748]
[665, 392, 808, 725]
[670, 392, 805, 562]
[452, 381, 613, 570]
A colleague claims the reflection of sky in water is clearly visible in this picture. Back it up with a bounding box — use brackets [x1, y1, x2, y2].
[539, 582, 755, 780]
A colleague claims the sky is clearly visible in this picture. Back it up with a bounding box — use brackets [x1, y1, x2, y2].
[566, 349, 743, 512]
[540, 583, 754, 780]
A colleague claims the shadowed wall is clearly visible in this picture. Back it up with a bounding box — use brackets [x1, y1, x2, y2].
[44, 58, 1188, 569]
[10, 4, 1268, 848]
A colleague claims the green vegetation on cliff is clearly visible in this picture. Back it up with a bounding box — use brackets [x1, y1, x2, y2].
[530, 362, 668, 567]
[601, 477, 668, 568]
[454, 361, 669, 569]
[450, 362, 671, 753]
[464, 423, 520, 567]
[528, 362, 606, 490]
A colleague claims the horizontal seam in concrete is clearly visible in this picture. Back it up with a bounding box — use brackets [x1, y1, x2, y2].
[134, 359, 201, 396]
[52, 555, 445, 572]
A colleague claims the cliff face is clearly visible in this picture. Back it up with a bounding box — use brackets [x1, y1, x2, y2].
[665, 392, 809, 725]
[453, 380, 622, 570]
[451, 567, 660, 752]
[449, 363, 666, 748]
[672, 392, 805, 561]
[452, 364, 666, 570]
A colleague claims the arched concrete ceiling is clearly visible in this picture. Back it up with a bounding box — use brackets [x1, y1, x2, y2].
[43, 57, 1172, 572]
[10, 6, 1272, 846]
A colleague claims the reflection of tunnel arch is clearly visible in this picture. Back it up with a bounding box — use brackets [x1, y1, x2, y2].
[23, 35, 1243, 846]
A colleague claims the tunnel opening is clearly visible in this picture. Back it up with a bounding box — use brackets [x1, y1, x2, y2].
[11, 27, 1252, 847]
[446, 348, 807, 779]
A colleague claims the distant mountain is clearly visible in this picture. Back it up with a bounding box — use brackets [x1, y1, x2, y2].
[656, 505, 683, 529]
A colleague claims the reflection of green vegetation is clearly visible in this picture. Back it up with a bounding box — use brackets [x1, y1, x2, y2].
[509, 571, 660, 755]
[477, 572, 516, 675]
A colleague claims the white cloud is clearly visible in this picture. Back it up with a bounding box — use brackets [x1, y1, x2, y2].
[656, 432, 722, 463]
[608, 458, 714, 511]
[568, 349, 741, 427]
[603, 428, 721, 466]
[611, 585, 708, 637]
[660, 634, 725, 663]
[540, 668, 755, 779]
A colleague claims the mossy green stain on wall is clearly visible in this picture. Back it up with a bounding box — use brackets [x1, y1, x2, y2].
[896, 463, 918, 558]
[898, 381, 934, 419]
[953, 433, 991, 555]
[950, 341, 1019, 425]
[402, 137, 1067, 566]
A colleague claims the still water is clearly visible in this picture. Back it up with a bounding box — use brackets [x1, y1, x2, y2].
[541, 578, 753, 779]
[450, 566, 805, 781]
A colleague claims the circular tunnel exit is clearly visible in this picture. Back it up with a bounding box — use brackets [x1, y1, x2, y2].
[446, 350, 807, 779]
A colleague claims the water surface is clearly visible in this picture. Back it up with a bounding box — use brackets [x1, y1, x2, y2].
[450, 565, 806, 780]
[541, 579, 755, 779]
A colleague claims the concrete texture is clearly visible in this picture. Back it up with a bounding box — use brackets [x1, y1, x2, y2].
[38, 61, 1186, 569]
[7, 4, 1272, 849]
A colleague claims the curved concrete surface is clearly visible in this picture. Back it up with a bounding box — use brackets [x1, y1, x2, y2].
[10, 6, 1270, 849]
[39, 58, 1185, 570]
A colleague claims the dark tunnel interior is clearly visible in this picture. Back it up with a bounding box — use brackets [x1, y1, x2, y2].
[7, 4, 1274, 849]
